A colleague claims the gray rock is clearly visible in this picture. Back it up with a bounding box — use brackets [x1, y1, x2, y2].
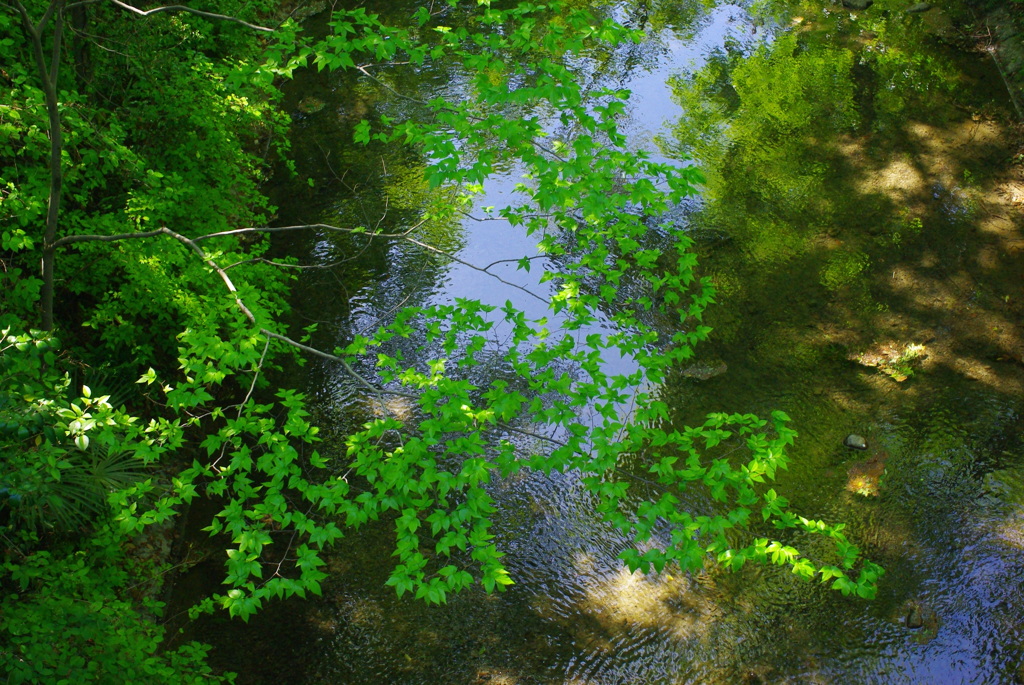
[844, 434, 868, 450]
[906, 604, 923, 629]
[842, 0, 873, 10]
[906, 2, 933, 12]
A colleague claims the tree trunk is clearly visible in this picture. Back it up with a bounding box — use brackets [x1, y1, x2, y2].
[13, 0, 65, 331]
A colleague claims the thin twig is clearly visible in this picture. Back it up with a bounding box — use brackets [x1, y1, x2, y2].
[355, 64, 434, 106]
[402, 235, 548, 303]
[192, 221, 422, 241]
[238, 338, 270, 417]
[480, 255, 547, 271]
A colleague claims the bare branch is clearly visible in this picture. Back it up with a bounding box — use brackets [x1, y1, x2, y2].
[39, 0, 60, 32]
[157, 226, 259, 323]
[177, 221, 549, 301]
[258, 329, 379, 392]
[480, 255, 547, 272]
[49, 222, 551, 403]
[401, 235, 548, 304]
[52, 218, 547, 304]
[53, 222, 409, 248]
[222, 256, 363, 271]
[5, 0, 61, 35]
[140, 229, 394, 401]
[100, 227, 408, 403]
[238, 337, 270, 416]
[101, 0, 274, 32]
[355, 64, 432, 107]
[51, 228, 166, 249]
[191, 222, 419, 242]
[457, 212, 513, 222]
[54, 227, 255, 327]
[500, 424, 567, 447]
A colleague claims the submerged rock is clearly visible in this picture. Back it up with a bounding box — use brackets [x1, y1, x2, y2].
[842, 0, 873, 10]
[906, 2, 933, 12]
[680, 360, 728, 381]
[844, 434, 868, 450]
[902, 601, 940, 642]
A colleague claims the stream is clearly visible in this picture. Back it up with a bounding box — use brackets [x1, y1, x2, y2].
[169, 0, 1024, 682]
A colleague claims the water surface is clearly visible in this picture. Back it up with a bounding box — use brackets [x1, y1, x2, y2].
[175, 1, 1024, 682]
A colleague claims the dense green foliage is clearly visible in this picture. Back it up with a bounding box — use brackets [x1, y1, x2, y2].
[1, 2, 295, 354]
[1, 0, 882, 680]
[1, 1, 296, 679]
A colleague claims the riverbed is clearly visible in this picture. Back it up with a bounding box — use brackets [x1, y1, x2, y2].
[169, 0, 1024, 682]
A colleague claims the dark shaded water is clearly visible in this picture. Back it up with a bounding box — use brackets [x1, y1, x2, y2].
[170, 1, 1024, 682]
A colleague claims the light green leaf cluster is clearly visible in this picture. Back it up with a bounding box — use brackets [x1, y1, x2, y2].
[287, 0, 881, 603]
[0, 328, 172, 532]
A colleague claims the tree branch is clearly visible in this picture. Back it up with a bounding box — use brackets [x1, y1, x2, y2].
[50, 228, 167, 249]
[86, 227, 413, 405]
[190, 222, 421, 242]
[50, 223, 548, 398]
[202, 225, 548, 305]
[4, 0, 60, 34]
[401, 235, 548, 304]
[101, 0, 274, 32]
[48, 2, 62, 85]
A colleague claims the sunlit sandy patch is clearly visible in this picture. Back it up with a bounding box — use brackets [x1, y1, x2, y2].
[369, 395, 417, 423]
[975, 211, 1018, 236]
[975, 244, 1002, 270]
[575, 561, 716, 641]
[885, 268, 962, 310]
[951, 356, 1012, 389]
[996, 180, 1024, 206]
[944, 350, 1022, 394]
[904, 119, 1007, 187]
[867, 156, 928, 198]
[994, 513, 1024, 551]
[850, 340, 927, 382]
